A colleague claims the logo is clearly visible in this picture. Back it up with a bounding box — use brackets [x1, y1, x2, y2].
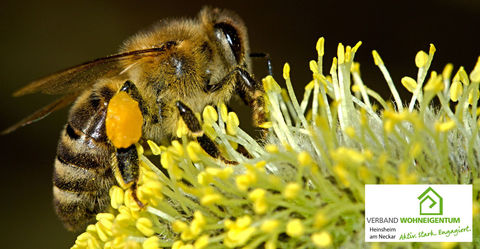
[365, 185, 472, 242]
[417, 187, 443, 215]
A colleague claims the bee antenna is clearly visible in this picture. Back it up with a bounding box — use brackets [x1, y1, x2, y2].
[250, 52, 273, 76]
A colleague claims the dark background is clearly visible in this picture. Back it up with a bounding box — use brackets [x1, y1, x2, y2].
[1, 0, 479, 248]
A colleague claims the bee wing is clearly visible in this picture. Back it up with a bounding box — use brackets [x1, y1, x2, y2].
[4, 47, 168, 134]
[13, 48, 167, 96]
[1, 93, 80, 135]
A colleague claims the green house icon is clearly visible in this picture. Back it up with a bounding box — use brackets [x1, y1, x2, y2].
[417, 187, 443, 215]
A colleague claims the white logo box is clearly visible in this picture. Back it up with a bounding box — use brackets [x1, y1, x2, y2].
[365, 184, 472, 242]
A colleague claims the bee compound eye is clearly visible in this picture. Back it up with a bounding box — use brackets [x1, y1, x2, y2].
[214, 22, 242, 62]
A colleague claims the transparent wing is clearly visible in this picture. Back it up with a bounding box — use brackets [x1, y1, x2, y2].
[1, 93, 79, 134]
[13, 47, 167, 96]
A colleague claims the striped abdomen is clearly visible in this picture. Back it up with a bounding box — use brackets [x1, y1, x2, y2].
[53, 87, 116, 231]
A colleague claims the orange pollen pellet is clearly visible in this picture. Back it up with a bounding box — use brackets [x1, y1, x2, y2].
[106, 91, 143, 148]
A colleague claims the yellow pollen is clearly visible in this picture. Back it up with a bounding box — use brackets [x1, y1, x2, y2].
[415, 50, 429, 68]
[471, 68, 480, 82]
[138, 181, 163, 204]
[96, 213, 115, 222]
[180, 244, 194, 249]
[219, 102, 228, 121]
[202, 123, 216, 140]
[305, 80, 315, 91]
[202, 105, 218, 125]
[259, 121, 273, 129]
[316, 37, 325, 57]
[331, 147, 365, 165]
[429, 43, 436, 54]
[468, 89, 479, 105]
[409, 142, 422, 158]
[109, 186, 124, 209]
[345, 45, 352, 62]
[283, 63, 291, 80]
[286, 219, 304, 237]
[401, 76, 418, 93]
[442, 63, 454, 80]
[201, 193, 222, 205]
[172, 220, 188, 233]
[449, 81, 463, 102]
[194, 235, 209, 249]
[435, 119, 456, 132]
[226, 112, 240, 135]
[236, 215, 252, 228]
[169, 140, 184, 157]
[297, 151, 312, 166]
[95, 218, 113, 242]
[337, 43, 345, 64]
[248, 188, 266, 201]
[352, 41, 362, 53]
[254, 199, 268, 214]
[309, 60, 319, 74]
[143, 236, 161, 249]
[345, 126, 355, 138]
[458, 67, 470, 85]
[283, 182, 301, 199]
[372, 50, 384, 66]
[333, 164, 350, 187]
[424, 72, 444, 92]
[160, 151, 174, 169]
[265, 240, 276, 249]
[136, 217, 155, 236]
[176, 118, 189, 138]
[311, 231, 332, 248]
[186, 141, 202, 162]
[351, 84, 361, 93]
[255, 160, 266, 169]
[352, 62, 361, 74]
[473, 202, 479, 216]
[260, 219, 279, 233]
[314, 212, 327, 228]
[147, 140, 162, 155]
[262, 75, 281, 92]
[471, 56, 480, 82]
[265, 144, 279, 153]
[172, 241, 184, 249]
[106, 91, 143, 148]
[197, 172, 210, 185]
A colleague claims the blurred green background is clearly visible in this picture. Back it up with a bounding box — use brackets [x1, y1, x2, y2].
[1, 0, 479, 248]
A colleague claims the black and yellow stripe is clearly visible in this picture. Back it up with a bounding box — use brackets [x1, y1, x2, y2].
[52, 86, 116, 231]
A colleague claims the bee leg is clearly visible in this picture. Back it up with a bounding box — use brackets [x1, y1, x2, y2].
[119, 80, 148, 116]
[175, 101, 237, 164]
[114, 145, 144, 208]
[111, 80, 148, 208]
[233, 68, 267, 133]
[208, 67, 266, 130]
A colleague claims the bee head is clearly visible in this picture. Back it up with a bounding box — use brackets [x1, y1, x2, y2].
[200, 7, 251, 71]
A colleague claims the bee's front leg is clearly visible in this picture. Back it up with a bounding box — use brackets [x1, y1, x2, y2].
[176, 101, 236, 164]
[106, 80, 146, 208]
[207, 67, 266, 130]
[232, 67, 266, 128]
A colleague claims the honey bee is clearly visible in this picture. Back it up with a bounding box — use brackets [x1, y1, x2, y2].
[4, 7, 266, 231]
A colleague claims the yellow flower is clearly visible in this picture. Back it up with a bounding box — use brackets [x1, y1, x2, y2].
[283, 182, 301, 199]
[71, 38, 478, 249]
[311, 231, 332, 248]
[286, 219, 304, 238]
[224, 216, 257, 248]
